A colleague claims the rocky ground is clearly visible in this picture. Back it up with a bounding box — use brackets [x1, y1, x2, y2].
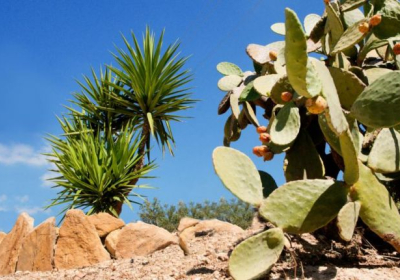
[1, 224, 400, 280]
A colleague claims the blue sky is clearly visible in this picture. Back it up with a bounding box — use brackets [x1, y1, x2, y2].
[0, 0, 325, 232]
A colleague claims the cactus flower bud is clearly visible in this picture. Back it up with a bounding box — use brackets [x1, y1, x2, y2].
[281, 91, 293, 102]
[393, 43, 400, 55]
[259, 133, 271, 143]
[269, 50, 278, 61]
[256, 126, 268, 134]
[369, 14, 382, 26]
[358, 22, 370, 34]
[252, 146, 263, 157]
[263, 151, 274, 161]
[305, 96, 328, 114]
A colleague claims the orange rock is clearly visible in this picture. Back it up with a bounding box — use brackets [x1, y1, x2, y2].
[87, 212, 125, 237]
[0, 232, 6, 245]
[105, 228, 122, 258]
[54, 209, 110, 269]
[0, 213, 34, 276]
[177, 217, 200, 232]
[16, 217, 58, 272]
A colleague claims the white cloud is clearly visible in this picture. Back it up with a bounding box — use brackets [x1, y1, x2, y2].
[15, 206, 51, 216]
[0, 194, 7, 202]
[15, 195, 29, 203]
[0, 144, 49, 166]
[40, 162, 58, 188]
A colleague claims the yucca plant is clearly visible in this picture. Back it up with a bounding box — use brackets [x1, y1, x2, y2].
[45, 117, 156, 218]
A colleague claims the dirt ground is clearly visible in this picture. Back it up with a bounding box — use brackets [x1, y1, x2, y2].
[1, 225, 400, 280]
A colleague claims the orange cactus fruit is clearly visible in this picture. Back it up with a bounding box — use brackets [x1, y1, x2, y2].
[358, 22, 370, 34]
[256, 126, 268, 134]
[252, 146, 263, 157]
[369, 14, 382, 27]
[269, 50, 278, 61]
[393, 43, 400, 55]
[259, 133, 271, 143]
[263, 151, 274, 161]
[305, 96, 328, 114]
[281, 91, 293, 102]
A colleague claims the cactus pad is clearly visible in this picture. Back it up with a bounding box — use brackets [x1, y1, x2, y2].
[339, 129, 359, 185]
[318, 113, 342, 155]
[271, 22, 285, 35]
[246, 42, 285, 65]
[364, 68, 393, 85]
[260, 179, 348, 234]
[337, 201, 361, 241]
[228, 228, 285, 280]
[239, 81, 259, 102]
[270, 75, 294, 104]
[304, 14, 321, 36]
[373, 0, 400, 39]
[368, 128, 400, 173]
[217, 62, 243, 76]
[285, 8, 322, 98]
[331, 18, 369, 55]
[352, 162, 400, 252]
[351, 71, 400, 128]
[253, 74, 280, 97]
[243, 101, 259, 126]
[284, 129, 325, 182]
[325, 3, 344, 49]
[212, 147, 263, 206]
[259, 170, 278, 198]
[270, 102, 301, 147]
[218, 75, 242, 91]
[341, 0, 366, 12]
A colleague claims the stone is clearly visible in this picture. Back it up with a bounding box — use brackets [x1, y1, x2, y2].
[115, 221, 178, 259]
[87, 212, 125, 238]
[105, 228, 122, 257]
[177, 217, 200, 232]
[0, 232, 6, 245]
[16, 217, 58, 272]
[54, 209, 110, 269]
[179, 219, 244, 245]
[0, 213, 34, 276]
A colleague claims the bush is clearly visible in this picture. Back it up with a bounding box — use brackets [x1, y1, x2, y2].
[138, 198, 255, 232]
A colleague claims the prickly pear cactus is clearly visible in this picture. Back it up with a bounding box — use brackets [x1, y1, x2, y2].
[214, 1, 400, 279]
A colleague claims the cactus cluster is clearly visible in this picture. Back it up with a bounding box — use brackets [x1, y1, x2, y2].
[214, 0, 400, 279]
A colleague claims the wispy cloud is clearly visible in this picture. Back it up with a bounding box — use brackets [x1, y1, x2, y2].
[15, 206, 51, 216]
[15, 195, 29, 203]
[40, 162, 57, 188]
[0, 194, 7, 202]
[0, 144, 48, 166]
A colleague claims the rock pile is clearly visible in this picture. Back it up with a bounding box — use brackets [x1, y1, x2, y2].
[0, 210, 245, 276]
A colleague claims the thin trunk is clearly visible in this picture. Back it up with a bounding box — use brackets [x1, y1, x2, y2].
[114, 121, 150, 216]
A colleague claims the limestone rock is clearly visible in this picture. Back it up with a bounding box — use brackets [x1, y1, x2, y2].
[179, 219, 244, 245]
[115, 221, 178, 259]
[16, 217, 58, 272]
[0, 213, 34, 276]
[87, 212, 125, 238]
[0, 232, 6, 245]
[105, 228, 122, 257]
[177, 217, 200, 232]
[54, 209, 110, 269]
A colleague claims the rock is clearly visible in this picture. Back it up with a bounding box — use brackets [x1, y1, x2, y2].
[0, 232, 6, 245]
[54, 209, 110, 269]
[105, 228, 122, 257]
[87, 212, 125, 238]
[0, 213, 34, 276]
[179, 219, 244, 245]
[177, 217, 200, 232]
[115, 221, 178, 259]
[16, 217, 58, 272]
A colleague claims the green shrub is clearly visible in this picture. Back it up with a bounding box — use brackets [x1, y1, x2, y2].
[138, 198, 254, 232]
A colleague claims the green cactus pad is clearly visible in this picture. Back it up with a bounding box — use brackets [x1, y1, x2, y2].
[337, 201, 361, 241]
[373, 0, 400, 39]
[218, 75, 242, 91]
[239, 81, 259, 102]
[246, 41, 285, 65]
[309, 15, 327, 43]
[284, 129, 325, 182]
[346, 115, 363, 156]
[212, 147, 263, 206]
[352, 162, 400, 252]
[238, 109, 249, 130]
[253, 74, 280, 97]
[318, 114, 342, 155]
[358, 34, 388, 64]
[341, 0, 366, 12]
[228, 228, 285, 280]
[270, 102, 301, 147]
[230, 85, 243, 119]
[224, 115, 241, 142]
[329, 67, 366, 110]
[304, 14, 321, 36]
[243, 101, 259, 126]
[339, 129, 360, 185]
[217, 62, 243, 76]
[285, 8, 322, 98]
[364, 68, 393, 85]
[270, 75, 295, 104]
[325, 3, 344, 49]
[343, 8, 365, 28]
[331, 18, 369, 55]
[218, 92, 231, 115]
[260, 179, 348, 234]
[271, 22, 286, 35]
[368, 128, 400, 173]
[274, 48, 286, 76]
[312, 58, 349, 135]
[351, 71, 400, 128]
[259, 170, 278, 198]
